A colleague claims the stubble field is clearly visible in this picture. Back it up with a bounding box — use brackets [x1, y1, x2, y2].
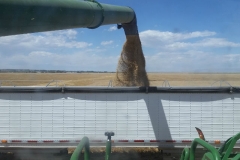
[0, 72, 240, 87]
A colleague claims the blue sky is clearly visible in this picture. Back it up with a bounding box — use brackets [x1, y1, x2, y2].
[0, 0, 240, 72]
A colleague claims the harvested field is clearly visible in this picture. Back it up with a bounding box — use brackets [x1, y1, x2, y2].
[0, 72, 240, 87]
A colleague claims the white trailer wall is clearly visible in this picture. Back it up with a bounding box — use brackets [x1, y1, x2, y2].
[0, 87, 239, 147]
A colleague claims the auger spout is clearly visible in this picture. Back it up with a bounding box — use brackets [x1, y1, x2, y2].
[0, 0, 135, 36]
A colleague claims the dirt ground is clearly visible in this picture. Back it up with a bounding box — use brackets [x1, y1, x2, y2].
[67, 147, 205, 160]
[0, 72, 240, 87]
[68, 147, 167, 160]
[0, 147, 204, 160]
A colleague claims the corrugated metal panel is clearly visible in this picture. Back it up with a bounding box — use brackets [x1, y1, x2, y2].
[0, 91, 240, 146]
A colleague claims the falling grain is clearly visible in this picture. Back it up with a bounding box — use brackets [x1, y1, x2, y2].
[115, 35, 149, 87]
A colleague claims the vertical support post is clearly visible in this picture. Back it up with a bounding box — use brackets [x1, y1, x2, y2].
[105, 131, 114, 160]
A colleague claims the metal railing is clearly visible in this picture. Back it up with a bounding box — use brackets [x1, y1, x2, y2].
[211, 80, 232, 87]
[46, 80, 66, 87]
[1, 79, 238, 88]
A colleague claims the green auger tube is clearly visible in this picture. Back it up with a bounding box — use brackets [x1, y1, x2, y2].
[0, 0, 135, 36]
[219, 132, 240, 160]
[189, 138, 221, 160]
[180, 148, 190, 160]
[70, 136, 90, 160]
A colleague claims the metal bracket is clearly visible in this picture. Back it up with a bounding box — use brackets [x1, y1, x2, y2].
[108, 80, 113, 87]
[105, 131, 114, 141]
[211, 80, 232, 87]
[162, 80, 171, 87]
[46, 80, 66, 87]
[117, 24, 122, 29]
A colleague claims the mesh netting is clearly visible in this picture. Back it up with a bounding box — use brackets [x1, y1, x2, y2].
[115, 35, 149, 86]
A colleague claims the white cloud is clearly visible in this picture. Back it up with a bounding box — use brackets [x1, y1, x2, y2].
[101, 40, 113, 45]
[108, 26, 117, 31]
[0, 50, 118, 71]
[140, 30, 216, 45]
[42, 29, 77, 39]
[196, 38, 240, 47]
[29, 51, 53, 57]
[139, 30, 240, 51]
[0, 29, 120, 71]
[165, 38, 240, 50]
[1, 28, 240, 73]
[140, 30, 240, 72]
[145, 50, 240, 72]
[0, 29, 92, 49]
